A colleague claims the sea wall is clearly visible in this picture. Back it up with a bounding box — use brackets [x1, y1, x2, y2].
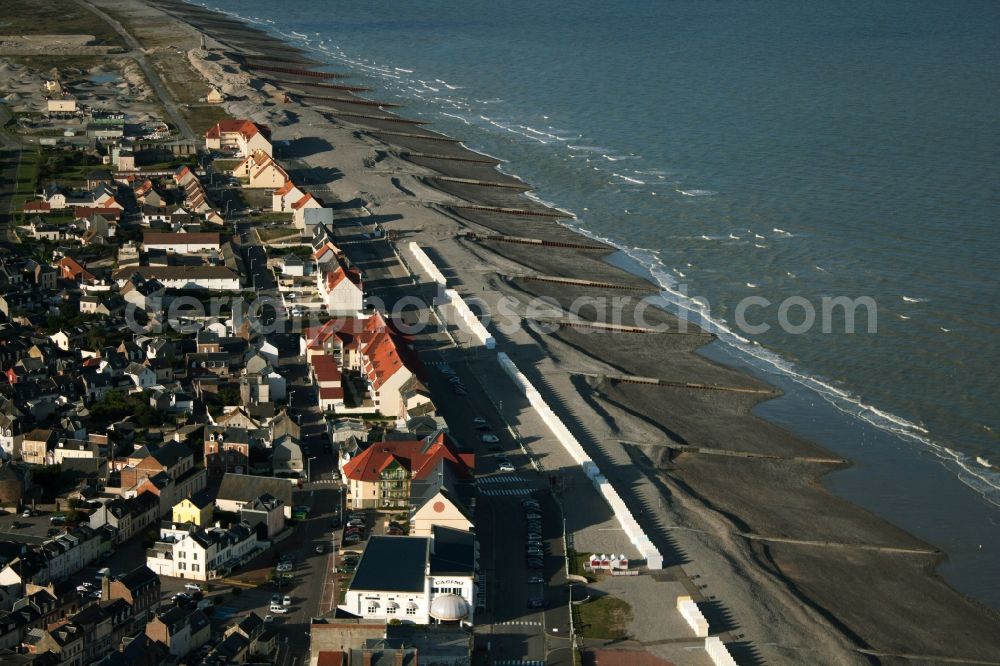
[705, 636, 738, 666]
[443, 288, 495, 349]
[497, 351, 664, 569]
[408, 241, 446, 286]
[676, 595, 710, 637]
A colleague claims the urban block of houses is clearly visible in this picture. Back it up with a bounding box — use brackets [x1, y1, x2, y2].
[146, 521, 259, 581]
[204, 119, 272, 157]
[214, 472, 293, 518]
[111, 266, 240, 291]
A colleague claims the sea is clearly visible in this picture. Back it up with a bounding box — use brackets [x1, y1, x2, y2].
[194, 0, 1000, 608]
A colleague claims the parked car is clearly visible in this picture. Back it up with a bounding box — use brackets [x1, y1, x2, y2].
[271, 594, 282, 606]
[315, 545, 325, 554]
[473, 416, 487, 425]
[283, 595, 292, 606]
[264, 614, 274, 623]
[184, 583, 202, 592]
[276, 562, 293, 572]
[481, 434, 500, 443]
[498, 461, 516, 472]
[269, 604, 288, 614]
[525, 513, 542, 520]
[527, 576, 544, 584]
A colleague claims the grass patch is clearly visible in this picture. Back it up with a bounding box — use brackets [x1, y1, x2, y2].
[184, 105, 230, 137]
[212, 159, 243, 173]
[0, 0, 125, 48]
[256, 225, 299, 242]
[568, 549, 598, 583]
[574, 595, 632, 640]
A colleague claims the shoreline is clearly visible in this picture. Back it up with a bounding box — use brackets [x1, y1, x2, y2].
[94, 0, 1000, 660]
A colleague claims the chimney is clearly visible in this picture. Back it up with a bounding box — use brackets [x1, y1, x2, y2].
[362, 651, 372, 666]
[394, 649, 404, 666]
[101, 573, 111, 601]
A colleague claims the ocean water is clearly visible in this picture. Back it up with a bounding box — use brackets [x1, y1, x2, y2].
[196, 0, 1000, 604]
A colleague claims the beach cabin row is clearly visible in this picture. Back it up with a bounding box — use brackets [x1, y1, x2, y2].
[587, 553, 629, 571]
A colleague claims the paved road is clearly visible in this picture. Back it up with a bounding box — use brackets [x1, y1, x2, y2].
[73, 0, 197, 141]
[333, 219, 573, 666]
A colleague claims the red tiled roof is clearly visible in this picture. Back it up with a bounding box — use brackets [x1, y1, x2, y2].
[274, 180, 297, 196]
[303, 318, 366, 350]
[342, 432, 473, 482]
[291, 193, 317, 210]
[206, 119, 270, 141]
[326, 266, 362, 292]
[59, 256, 96, 282]
[74, 206, 122, 220]
[319, 387, 344, 400]
[23, 201, 51, 213]
[311, 354, 341, 383]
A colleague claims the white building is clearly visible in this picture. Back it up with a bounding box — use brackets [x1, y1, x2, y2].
[146, 522, 259, 581]
[142, 232, 221, 253]
[338, 528, 476, 626]
[112, 266, 241, 291]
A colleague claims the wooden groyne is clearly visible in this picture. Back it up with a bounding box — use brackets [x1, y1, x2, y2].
[327, 111, 426, 125]
[427, 175, 531, 191]
[401, 151, 499, 165]
[277, 80, 370, 93]
[243, 62, 346, 79]
[520, 274, 651, 292]
[594, 373, 770, 392]
[640, 441, 845, 464]
[452, 204, 573, 219]
[298, 94, 401, 109]
[369, 130, 462, 143]
[738, 533, 939, 556]
[528, 317, 665, 335]
[466, 232, 606, 250]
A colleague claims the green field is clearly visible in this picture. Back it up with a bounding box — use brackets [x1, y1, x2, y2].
[574, 595, 632, 640]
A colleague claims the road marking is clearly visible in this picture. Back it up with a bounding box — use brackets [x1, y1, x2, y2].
[493, 659, 545, 665]
[495, 621, 543, 627]
[477, 474, 527, 484]
[480, 488, 534, 497]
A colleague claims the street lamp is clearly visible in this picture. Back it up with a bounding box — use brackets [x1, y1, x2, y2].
[306, 456, 316, 484]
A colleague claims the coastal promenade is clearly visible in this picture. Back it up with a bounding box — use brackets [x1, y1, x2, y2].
[80, 0, 1000, 663]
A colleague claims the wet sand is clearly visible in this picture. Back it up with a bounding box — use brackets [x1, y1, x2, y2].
[131, 0, 1000, 662]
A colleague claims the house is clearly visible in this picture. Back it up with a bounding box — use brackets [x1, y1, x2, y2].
[409, 472, 475, 537]
[215, 473, 292, 518]
[141, 232, 221, 254]
[343, 432, 474, 510]
[203, 426, 262, 476]
[272, 436, 303, 477]
[204, 119, 271, 157]
[171, 491, 214, 527]
[146, 522, 258, 581]
[271, 181, 305, 213]
[58, 257, 97, 284]
[311, 354, 344, 412]
[338, 528, 476, 626]
[104, 565, 161, 630]
[356, 314, 419, 418]
[206, 88, 225, 104]
[145, 606, 210, 658]
[279, 254, 309, 277]
[302, 207, 335, 236]
[124, 362, 157, 389]
[233, 150, 287, 189]
[24, 621, 85, 663]
[291, 193, 323, 229]
[320, 265, 364, 315]
[88, 494, 159, 544]
[240, 493, 285, 540]
[21, 429, 55, 466]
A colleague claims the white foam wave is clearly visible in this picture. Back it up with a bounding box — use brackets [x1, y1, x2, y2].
[612, 173, 646, 185]
[772, 227, 793, 236]
[676, 188, 716, 197]
[902, 296, 925, 303]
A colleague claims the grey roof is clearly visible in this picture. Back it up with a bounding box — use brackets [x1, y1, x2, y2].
[217, 472, 292, 505]
[429, 526, 476, 575]
[349, 536, 428, 593]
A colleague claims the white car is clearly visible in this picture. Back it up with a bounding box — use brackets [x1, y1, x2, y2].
[184, 583, 201, 592]
[276, 563, 293, 572]
[269, 604, 289, 614]
[264, 614, 274, 623]
[283, 595, 292, 606]
[499, 461, 516, 472]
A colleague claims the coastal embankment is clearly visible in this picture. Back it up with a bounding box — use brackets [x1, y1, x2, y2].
[99, 0, 1000, 662]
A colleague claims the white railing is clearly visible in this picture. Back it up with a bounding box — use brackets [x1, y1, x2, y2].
[408, 241, 447, 286]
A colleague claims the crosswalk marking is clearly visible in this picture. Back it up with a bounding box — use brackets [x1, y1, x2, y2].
[477, 474, 527, 484]
[495, 621, 543, 627]
[480, 487, 534, 497]
[493, 658, 545, 664]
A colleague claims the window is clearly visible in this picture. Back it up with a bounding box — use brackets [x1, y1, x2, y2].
[406, 606, 416, 615]
[386, 606, 396, 614]
[192, 564, 200, 572]
[178, 562, 186, 570]
[192, 553, 198, 561]
[367, 604, 379, 614]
